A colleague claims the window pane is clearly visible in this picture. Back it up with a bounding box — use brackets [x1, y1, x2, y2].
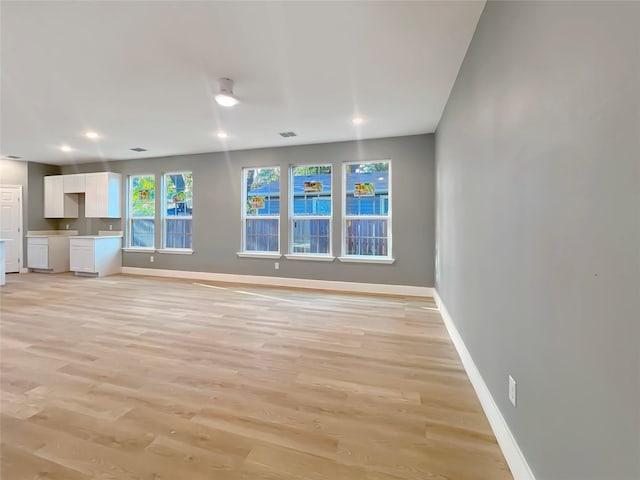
[129, 175, 155, 248]
[292, 165, 331, 216]
[245, 167, 280, 216]
[292, 219, 330, 254]
[245, 219, 279, 252]
[131, 219, 155, 248]
[345, 162, 389, 216]
[130, 175, 155, 218]
[165, 219, 192, 249]
[345, 219, 388, 256]
[165, 173, 193, 217]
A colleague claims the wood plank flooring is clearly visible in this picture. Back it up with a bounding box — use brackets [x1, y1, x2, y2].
[0, 273, 512, 480]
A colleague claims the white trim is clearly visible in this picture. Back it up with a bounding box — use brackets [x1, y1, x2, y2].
[123, 248, 155, 253]
[236, 252, 282, 259]
[157, 248, 193, 255]
[338, 256, 395, 264]
[284, 254, 335, 262]
[121, 266, 433, 297]
[434, 290, 536, 480]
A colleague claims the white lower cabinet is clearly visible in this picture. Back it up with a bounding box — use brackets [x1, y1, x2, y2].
[27, 236, 72, 273]
[70, 236, 122, 277]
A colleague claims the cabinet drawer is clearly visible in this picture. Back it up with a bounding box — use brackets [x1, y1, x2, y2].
[27, 237, 48, 246]
[70, 239, 95, 249]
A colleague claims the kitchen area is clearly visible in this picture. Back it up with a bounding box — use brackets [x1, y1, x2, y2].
[26, 172, 123, 277]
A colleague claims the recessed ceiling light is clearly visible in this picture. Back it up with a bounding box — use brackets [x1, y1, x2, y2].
[60, 145, 72, 152]
[216, 130, 228, 139]
[214, 78, 239, 107]
[84, 131, 100, 139]
[279, 131, 297, 138]
[352, 116, 365, 125]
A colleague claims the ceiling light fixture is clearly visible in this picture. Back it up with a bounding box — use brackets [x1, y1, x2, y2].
[217, 130, 228, 139]
[352, 115, 365, 125]
[84, 131, 100, 139]
[60, 145, 72, 152]
[214, 78, 239, 107]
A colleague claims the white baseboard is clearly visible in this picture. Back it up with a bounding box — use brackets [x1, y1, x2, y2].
[434, 290, 536, 480]
[121, 266, 434, 297]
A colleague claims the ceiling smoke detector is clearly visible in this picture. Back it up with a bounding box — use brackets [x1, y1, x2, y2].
[214, 78, 239, 107]
[279, 131, 297, 138]
[130, 147, 147, 152]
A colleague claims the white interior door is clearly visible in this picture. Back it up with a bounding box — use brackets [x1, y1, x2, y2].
[0, 185, 23, 273]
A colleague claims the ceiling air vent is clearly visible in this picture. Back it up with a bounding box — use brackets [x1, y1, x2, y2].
[279, 131, 297, 138]
[130, 147, 148, 152]
[6, 155, 21, 159]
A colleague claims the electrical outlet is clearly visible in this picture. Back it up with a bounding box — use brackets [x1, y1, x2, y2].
[109, 224, 113, 231]
[65, 224, 69, 230]
[509, 375, 517, 407]
[150, 255, 154, 263]
[274, 262, 279, 270]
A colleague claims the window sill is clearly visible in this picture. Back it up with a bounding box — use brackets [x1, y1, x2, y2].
[157, 249, 194, 255]
[284, 254, 335, 262]
[236, 252, 282, 259]
[337, 256, 396, 264]
[123, 248, 155, 253]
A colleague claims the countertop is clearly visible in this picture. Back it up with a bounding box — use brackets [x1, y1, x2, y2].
[72, 235, 123, 239]
[26, 230, 79, 238]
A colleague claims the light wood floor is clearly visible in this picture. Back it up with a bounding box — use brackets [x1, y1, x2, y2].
[0, 273, 511, 480]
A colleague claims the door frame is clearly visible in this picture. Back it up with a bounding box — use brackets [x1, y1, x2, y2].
[0, 184, 24, 273]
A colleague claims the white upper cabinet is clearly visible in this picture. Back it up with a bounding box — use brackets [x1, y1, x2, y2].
[85, 172, 121, 218]
[63, 174, 86, 193]
[44, 176, 78, 218]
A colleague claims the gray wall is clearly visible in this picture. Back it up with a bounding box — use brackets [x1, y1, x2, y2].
[27, 161, 60, 230]
[61, 134, 435, 287]
[435, 2, 639, 479]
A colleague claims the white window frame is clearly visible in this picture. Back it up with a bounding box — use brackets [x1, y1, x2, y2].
[126, 174, 155, 251]
[161, 171, 193, 252]
[340, 160, 394, 263]
[240, 166, 281, 256]
[287, 164, 333, 260]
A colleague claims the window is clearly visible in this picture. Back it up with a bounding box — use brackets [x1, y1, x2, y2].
[128, 174, 155, 249]
[289, 164, 332, 255]
[242, 167, 280, 253]
[343, 160, 391, 258]
[163, 172, 193, 250]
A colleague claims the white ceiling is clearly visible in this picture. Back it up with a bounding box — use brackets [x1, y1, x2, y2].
[1, 1, 484, 165]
